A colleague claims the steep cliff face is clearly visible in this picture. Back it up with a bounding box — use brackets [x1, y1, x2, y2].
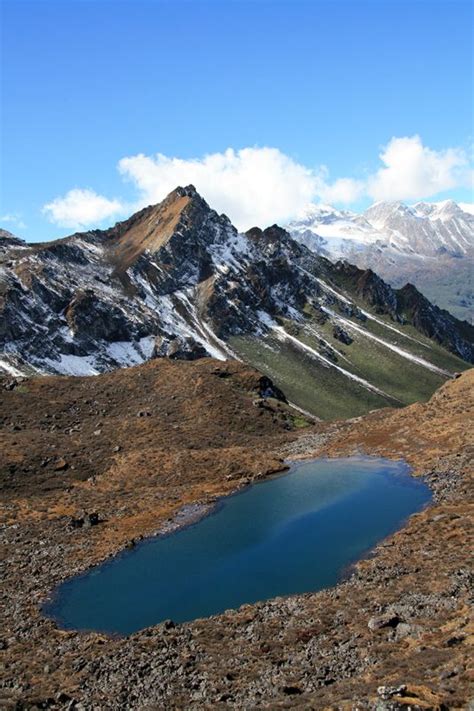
[0, 186, 472, 418]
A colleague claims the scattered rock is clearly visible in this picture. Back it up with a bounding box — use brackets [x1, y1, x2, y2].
[333, 325, 353, 345]
[394, 622, 420, 640]
[53, 458, 68, 471]
[377, 684, 407, 700]
[257, 376, 287, 402]
[368, 613, 401, 631]
[282, 685, 303, 695]
[83, 512, 100, 529]
[68, 511, 100, 530]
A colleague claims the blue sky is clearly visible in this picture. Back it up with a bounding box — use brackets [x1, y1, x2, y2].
[1, 0, 473, 240]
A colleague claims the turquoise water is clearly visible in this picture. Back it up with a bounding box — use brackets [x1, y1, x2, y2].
[44, 457, 430, 635]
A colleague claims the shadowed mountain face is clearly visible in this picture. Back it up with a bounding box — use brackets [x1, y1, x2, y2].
[1, 186, 473, 419]
[287, 200, 474, 323]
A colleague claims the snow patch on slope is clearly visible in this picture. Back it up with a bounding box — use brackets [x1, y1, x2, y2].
[261, 315, 395, 399]
[43, 354, 101, 376]
[329, 311, 451, 376]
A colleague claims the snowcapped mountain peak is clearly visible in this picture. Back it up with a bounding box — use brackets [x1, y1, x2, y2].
[412, 199, 472, 222]
[293, 203, 354, 224]
[363, 200, 418, 226]
[287, 197, 474, 322]
[288, 198, 473, 257]
[287, 203, 383, 256]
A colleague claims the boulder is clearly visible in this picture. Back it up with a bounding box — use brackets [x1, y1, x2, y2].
[368, 613, 400, 631]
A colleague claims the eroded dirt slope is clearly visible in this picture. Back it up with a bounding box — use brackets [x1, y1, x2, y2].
[1, 358, 296, 551]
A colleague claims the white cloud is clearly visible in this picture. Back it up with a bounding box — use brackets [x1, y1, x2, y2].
[118, 147, 318, 229]
[1, 213, 26, 230]
[42, 188, 123, 229]
[42, 137, 473, 230]
[316, 175, 365, 205]
[367, 135, 472, 202]
[459, 202, 474, 215]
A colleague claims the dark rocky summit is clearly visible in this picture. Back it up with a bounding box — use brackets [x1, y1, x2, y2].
[396, 282, 474, 356]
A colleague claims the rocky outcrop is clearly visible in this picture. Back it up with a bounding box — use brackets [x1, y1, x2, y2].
[155, 335, 209, 360]
[333, 325, 353, 345]
[333, 262, 398, 317]
[396, 283, 474, 361]
[332, 261, 474, 361]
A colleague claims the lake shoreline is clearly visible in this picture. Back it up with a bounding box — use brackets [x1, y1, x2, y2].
[39, 453, 425, 630]
[43, 456, 431, 636]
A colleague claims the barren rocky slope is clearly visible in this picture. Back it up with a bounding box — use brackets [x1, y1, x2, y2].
[1, 362, 472, 710]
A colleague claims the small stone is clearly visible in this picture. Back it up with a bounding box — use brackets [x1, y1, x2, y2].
[68, 515, 84, 529]
[394, 622, 416, 639]
[282, 686, 302, 695]
[55, 692, 72, 703]
[53, 458, 68, 471]
[446, 634, 464, 647]
[83, 512, 100, 528]
[333, 325, 353, 345]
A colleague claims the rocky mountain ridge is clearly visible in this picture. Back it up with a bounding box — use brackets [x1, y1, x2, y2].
[1, 186, 473, 418]
[289, 199, 474, 258]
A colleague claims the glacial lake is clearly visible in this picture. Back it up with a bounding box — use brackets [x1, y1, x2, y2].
[44, 457, 430, 636]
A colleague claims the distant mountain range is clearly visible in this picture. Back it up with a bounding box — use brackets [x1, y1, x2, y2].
[1, 186, 473, 419]
[288, 199, 474, 322]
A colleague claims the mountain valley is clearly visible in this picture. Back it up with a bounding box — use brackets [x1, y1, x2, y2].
[4, 0, 474, 708]
[1, 186, 473, 709]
